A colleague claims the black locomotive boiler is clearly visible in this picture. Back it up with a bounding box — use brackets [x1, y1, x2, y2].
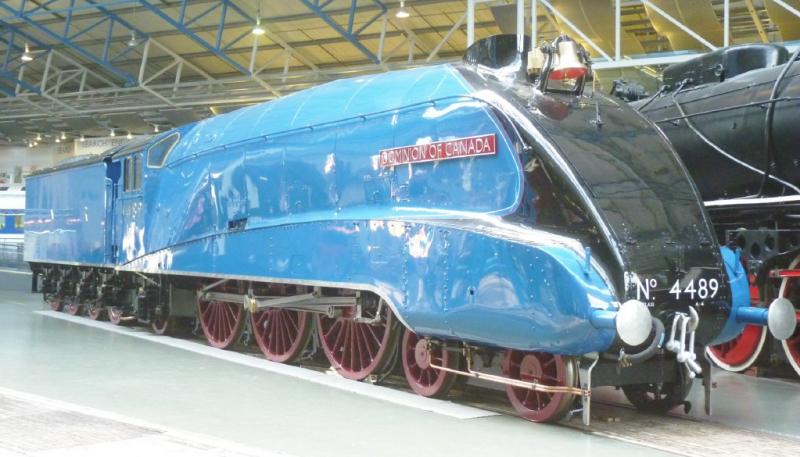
[634, 44, 800, 375]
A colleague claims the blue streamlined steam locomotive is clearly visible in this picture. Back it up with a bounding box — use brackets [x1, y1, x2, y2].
[24, 35, 794, 424]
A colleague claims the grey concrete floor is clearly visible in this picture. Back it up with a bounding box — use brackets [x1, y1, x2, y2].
[1, 271, 799, 457]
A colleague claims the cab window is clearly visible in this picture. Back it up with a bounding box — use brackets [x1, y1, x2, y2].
[123, 153, 143, 192]
[14, 215, 23, 230]
[147, 132, 180, 168]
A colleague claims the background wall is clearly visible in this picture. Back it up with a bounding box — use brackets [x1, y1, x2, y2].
[0, 136, 140, 185]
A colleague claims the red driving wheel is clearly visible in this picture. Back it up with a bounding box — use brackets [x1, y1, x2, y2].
[197, 300, 245, 349]
[502, 350, 577, 423]
[707, 276, 766, 371]
[780, 255, 800, 376]
[316, 303, 398, 380]
[251, 309, 312, 363]
[401, 329, 462, 397]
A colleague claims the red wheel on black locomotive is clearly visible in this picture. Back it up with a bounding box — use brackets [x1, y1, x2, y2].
[316, 299, 399, 380]
[707, 274, 767, 372]
[401, 329, 462, 397]
[502, 350, 577, 423]
[780, 255, 800, 376]
[197, 299, 246, 349]
[251, 308, 312, 363]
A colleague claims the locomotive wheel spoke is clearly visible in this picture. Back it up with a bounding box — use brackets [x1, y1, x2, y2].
[780, 255, 800, 376]
[251, 309, 312, 363]
[502, 350, 577, 423]
[197, 299, 245, 349]
[317, 302, 399, 381]
[400, 329, 463, 398]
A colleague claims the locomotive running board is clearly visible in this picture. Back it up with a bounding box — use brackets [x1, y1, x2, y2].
[198, 289, 357, 315]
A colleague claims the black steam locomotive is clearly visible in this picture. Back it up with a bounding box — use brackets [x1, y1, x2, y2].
[633, 44, 800, 375]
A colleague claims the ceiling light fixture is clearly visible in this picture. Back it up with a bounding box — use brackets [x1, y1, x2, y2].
[55, 137, 60, 143]
[109, 128, 116, 137]
[79, 134, 85, 142]
[396, 0, 410, 18]
[252, 1, 266, 35]
[127, 30, 138, 47]
[35, 133, 41, 141]
[252, 17, 266, 36]
[126, 131, 133, 140]
[21, 43, 33, 62]
[153, 124, 160, 133]
[60, 131, 66, 140]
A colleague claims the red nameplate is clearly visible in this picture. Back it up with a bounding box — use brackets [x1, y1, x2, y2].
[379, 133, 497, 167]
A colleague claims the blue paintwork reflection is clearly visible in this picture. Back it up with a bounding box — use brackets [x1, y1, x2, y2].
[25, 163, 108, 265]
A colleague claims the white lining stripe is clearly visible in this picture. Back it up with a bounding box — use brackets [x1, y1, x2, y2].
[35, 310, 497, 420]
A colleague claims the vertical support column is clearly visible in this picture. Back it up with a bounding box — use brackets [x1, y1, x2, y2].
[723, 0, 730, 47]
[517, 0, 525, 52]
[615, 0, 621, 61]
[531, 0, 538, 43]
[467, 0, 475, 47]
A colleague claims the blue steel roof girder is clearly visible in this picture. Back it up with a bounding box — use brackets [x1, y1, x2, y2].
[299, 0, 387, 64]
[136, 0, 250, 76]
[0, 23, 49, 95]
[0, 1, 140, 86]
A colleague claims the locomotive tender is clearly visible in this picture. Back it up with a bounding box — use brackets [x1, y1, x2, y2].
[25, 35, 792, 424]
[634, 44, 800, 376]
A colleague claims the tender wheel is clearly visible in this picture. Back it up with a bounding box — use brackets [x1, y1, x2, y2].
[707, 277, 766, 371]
[780, 255, 800, 376]
[197, 300, 245, 349]
[151, 315, 174, 335]
[107, 306, 135, 326]
[48, 297, 63, 311]
[502, 350, 577, 423]
[622, 366, 693, 414]
[316, 301, 399, 380]
[87, 304, 106, 321]
[401, 329, 462, 397]
[251, 309, 312, 363]
[64, 301, 82, 316]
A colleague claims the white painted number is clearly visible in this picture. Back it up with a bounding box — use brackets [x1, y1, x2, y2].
[670, 278, 719, 300]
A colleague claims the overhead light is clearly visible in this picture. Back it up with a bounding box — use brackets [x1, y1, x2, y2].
[396, 0, 410, 18]
[109, 128, 116, 137]
[28, 141, 34, 148]
[252, 17, 266, 36]
[21, 43, 33, 62]
[60, 131, 66, 140]
[126, 131, 133, 140]
[33, 140, 38, 146]
[79, 134, 85, 142]
[35, 133, 41, 141]
[153, 124, 159, 133]
[127, 30, 138, 47]
[55, 137, 60, 143]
